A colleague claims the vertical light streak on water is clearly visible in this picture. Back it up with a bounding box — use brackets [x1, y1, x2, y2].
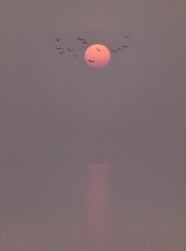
[86, 164, 110, 251]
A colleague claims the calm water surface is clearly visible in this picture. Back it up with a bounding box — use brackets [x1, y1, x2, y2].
[1, 164, 185, 250]
[0, 207, 185, 251]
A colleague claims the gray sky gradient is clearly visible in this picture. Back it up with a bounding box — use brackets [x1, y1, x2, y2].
[0, 0, 186, 210]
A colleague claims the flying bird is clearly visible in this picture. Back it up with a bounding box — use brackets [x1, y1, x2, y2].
[67, 48, 73, 52]
[54, 47, 63, 50]
[77, 38, 86, 41]
[116, 47, 122, 50]
[54, 37, 62, 41]
[53, 33, 131, 65]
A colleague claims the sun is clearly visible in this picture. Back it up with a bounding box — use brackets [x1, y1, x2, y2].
[84, 44, 111, 68]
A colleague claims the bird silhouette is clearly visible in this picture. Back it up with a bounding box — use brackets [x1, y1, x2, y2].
[54, 47, 63, 50]
[77, 38, 85, 41]
[53, 34, 131, 62]
[54, 37, 62, 41]
[67, 48, 73, 52]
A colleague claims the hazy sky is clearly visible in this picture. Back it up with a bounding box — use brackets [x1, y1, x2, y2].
[0, 0, 186, 210]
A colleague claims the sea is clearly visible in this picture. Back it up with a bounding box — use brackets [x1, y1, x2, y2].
[1, 164, 185, 250]
[0, 206, 185, 251]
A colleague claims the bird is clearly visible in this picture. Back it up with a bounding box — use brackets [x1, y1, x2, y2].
[67, 48, 73, 52]
[77, 38, 85, 41]
[116, 47, 122, 50]
[54, 47, 63, 50]
[53, 34, 131, 63]
[54, 37, 62, 41]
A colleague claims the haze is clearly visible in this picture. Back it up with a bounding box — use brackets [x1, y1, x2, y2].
[0, 0, 186, 212]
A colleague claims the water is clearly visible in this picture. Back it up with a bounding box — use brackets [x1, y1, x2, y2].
[1, 164, 185, 250]
[0, 207, 185, 251]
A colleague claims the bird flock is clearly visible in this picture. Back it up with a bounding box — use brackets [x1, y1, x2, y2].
[53, 35, 131, 63]
[53, 36, 89, 59]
